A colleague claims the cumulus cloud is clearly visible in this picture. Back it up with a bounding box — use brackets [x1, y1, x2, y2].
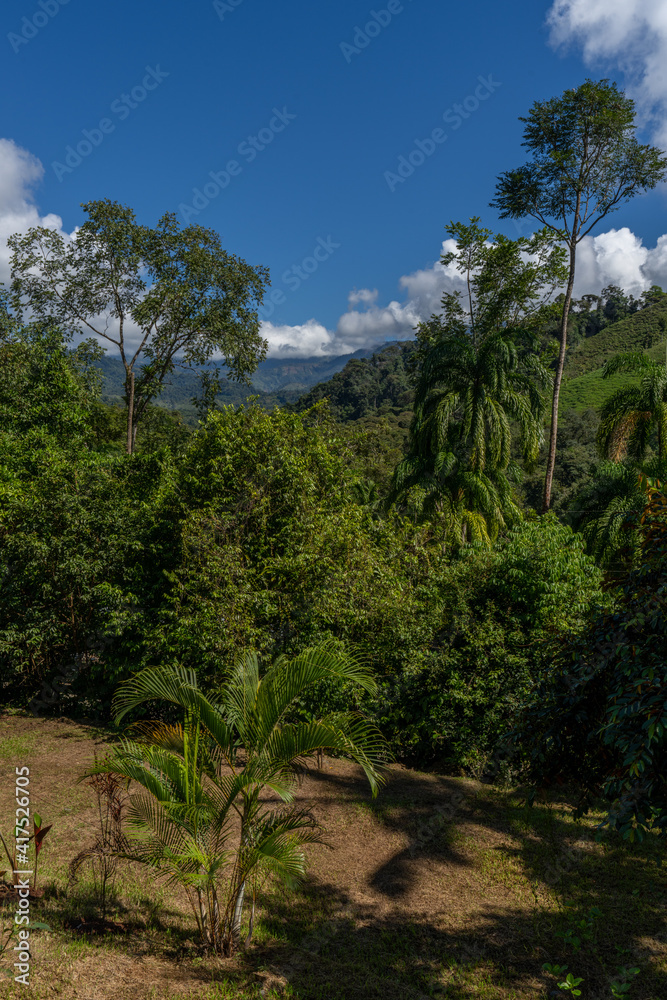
[399, 239, 466, 316]
[0, 138, 66, 286]
[262, 228, 667, 358]
[574, 226, 667, 296]
[347, 287, 379, 308]
[260, 319, 348, 358]
[3, 137, 667, 362]
[547, 0, 667, 145]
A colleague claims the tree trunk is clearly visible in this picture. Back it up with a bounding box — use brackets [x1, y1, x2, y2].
[125, 368, 135, 455]
[196, 887, 210, 948]
[543, 242, 577, 511]
[231, 879, 246, 949]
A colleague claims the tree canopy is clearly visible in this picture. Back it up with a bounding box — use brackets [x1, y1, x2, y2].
[8, 200, 270, 452]
[492, 78, 667, 511]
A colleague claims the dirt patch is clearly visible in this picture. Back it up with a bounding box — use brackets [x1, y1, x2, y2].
[1, 712, 665, 999]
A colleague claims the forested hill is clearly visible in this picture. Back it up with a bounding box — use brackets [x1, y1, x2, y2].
[564, 295, 667, 378]
[94, 345, 385, 418]
[560, 294, 667, 412]
[295, 290, 667, 423]
[293, 341, 417, 420]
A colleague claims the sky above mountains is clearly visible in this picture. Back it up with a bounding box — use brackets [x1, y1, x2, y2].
[2, 0, 667, 358]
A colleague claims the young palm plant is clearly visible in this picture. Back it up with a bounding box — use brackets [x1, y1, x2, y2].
[87, 644, 388, 955]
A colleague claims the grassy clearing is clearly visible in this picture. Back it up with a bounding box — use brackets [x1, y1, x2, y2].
[0, 712, 665, 999]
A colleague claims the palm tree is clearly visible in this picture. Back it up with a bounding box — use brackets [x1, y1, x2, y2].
[87, 644, 388, 955]
[389, 219, 561, 544]
[391, 321, 551, 544]
[568, 457, 667, 573]
[597, 351, 667, 461]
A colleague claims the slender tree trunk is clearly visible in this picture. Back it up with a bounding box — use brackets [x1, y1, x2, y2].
[212, 892, 221, 954]
[543, 241, 577, 511]
[244, 888, 256, 948]
[231, 879, 246, 948]
[196, 887, 210, 948]
[125, 368, 135, 455]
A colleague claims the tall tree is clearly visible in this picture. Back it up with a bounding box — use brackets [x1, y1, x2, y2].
[390, 219, 566, 543]
[9, 200, 270, 453]
[491, 79, 667, 510]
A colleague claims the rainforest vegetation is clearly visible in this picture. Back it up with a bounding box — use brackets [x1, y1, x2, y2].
[2, 78, 667, 1000]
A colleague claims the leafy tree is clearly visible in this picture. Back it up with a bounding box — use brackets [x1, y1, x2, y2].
[640, 285, 666, 310]
[373, 513, 609, 766]
[143, 402, 442, 683]
[390, 219, 566, 543]
[0, 298, 102, 448]
[89, 646, 388, 955]
[8, 200, 270, 453]
[597, 350, 667, 460]
[0, 443, 178, 704]
[601, 284, 639, 324]
[492, 78, 667, 511]
[513, 485, 667, 841]
[0, 322, 180, 704]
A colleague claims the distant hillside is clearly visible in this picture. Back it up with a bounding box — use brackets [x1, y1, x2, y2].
[294, 342, 417, 420]
[93, 298, 667, 425]
[94, 346, 387, 418]
[250, 349, 384, 392]
[561, 298, 667, 412]
[563, 297, 667, 379]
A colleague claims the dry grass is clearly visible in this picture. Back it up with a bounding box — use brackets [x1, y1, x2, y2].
[0, 711, 665, 999]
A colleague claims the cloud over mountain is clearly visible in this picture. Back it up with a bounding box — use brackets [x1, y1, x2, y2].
[1, 137, 667, 359]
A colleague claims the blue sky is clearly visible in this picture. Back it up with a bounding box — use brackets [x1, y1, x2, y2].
[2, 0, 667, 357]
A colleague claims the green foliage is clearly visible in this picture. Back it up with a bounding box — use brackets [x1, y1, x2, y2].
[597, 351, 667, 460]
[512, 485, 667, 840]
[390, 219, 564, 543]
[139, 403, 442, 688]
[372, 514, 609, 765]
[89, 647, 388, 954]
[610, 966, 640, 998]
[9, 199, 270, 451]
[0, 308, 103, 448]
[555, 902, 602, 953]
[0, 443, 179, 704]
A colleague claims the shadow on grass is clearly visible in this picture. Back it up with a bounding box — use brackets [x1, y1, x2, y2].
[26, 882, 194, 958]
[254, 765, 667, 1000]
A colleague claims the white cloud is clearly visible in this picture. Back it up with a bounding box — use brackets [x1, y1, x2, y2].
[399, 239, 466, 316]
[0, 138, 66, 287]
[347, 287, 379, 308]
[574, 226, 667, 296]
[261, 319, 352, 358]
[3, 137, 667, 362]
[547, 0, 667, 145]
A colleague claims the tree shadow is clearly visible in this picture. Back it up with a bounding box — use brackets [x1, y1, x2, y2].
[265, 763, 667, 999]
